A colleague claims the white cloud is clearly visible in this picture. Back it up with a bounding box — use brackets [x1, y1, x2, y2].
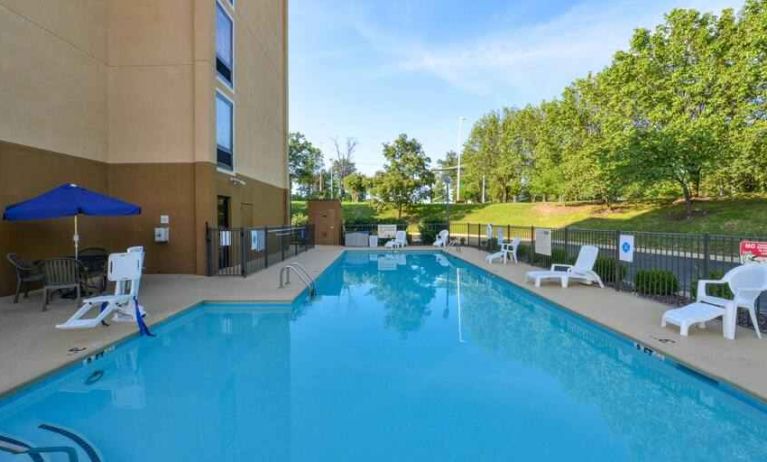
[353, 0, 744, 102]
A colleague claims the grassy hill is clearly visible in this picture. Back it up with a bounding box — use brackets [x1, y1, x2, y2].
[292, 198, 767, 236]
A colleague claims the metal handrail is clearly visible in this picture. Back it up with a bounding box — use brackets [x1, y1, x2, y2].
[279, 264, 316, 297]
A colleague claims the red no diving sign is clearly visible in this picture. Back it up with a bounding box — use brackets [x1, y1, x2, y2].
[740, 240, 767, 264]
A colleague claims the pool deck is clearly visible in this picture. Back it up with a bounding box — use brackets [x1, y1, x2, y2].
[1, 245, 767, 405]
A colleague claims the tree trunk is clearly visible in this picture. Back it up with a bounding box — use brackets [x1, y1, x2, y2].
[397, 204, 403, 220]
[681, 184, 693, 219]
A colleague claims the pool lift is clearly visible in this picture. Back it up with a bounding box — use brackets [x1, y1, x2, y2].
[279, 263, 316, 298]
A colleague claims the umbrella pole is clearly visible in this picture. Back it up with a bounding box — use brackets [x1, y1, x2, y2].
[74, 215, 79, 259]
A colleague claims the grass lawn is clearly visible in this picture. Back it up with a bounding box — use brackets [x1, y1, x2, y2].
[292, 198, 767, 236]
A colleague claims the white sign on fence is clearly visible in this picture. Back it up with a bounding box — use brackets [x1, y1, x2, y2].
[250, 229, 265, 251]
[534, 228, 552, 256]
[220, 230, 231, 247]
[377, 224, 397, 239]
[619, 234, 635, 262]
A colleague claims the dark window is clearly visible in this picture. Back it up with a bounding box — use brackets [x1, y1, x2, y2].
[216, 3, 233, 86]
[217, 196, 230, 228]
[216, 92, 234, 170]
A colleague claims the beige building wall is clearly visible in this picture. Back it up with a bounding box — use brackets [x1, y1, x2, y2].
[0, 0, 108, 162]
[219, 0, 288, 190]
[0, 0, 289, 295]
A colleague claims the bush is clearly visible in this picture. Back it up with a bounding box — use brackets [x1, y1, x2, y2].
[691, 270, 733, 300]
[551, 248, 573, 265]
[486, 237, 499, 251]
[291, 212, 308, 226]
[635, 270, 679, 296]
[594, 257, 627, 284]
[418, 220, 447, 245]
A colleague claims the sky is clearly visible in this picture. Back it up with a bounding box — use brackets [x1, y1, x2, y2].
[289, 0, 744, 175]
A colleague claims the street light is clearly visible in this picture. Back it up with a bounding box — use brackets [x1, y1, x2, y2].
[456, 116, 465, 202]
[442, 174, 452, 225]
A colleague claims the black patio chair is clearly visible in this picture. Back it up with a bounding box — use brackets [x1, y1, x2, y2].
[6, 253, 45, 303]
[79, 247, 109, 293]
[41, 258, 85, 311]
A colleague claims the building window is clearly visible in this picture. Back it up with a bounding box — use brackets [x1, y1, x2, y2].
[216, 3, 233, 86]
[216, 92, 234, 170]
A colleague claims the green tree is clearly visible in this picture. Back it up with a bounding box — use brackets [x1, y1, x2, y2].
[433, 151, 459, 203]
[610, 9, 736, 216]
[372, 134, 435, 219]
[343, 172, 368, 202]
[288, 132, 323, 198]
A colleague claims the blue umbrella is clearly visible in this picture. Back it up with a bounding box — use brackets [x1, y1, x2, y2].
[3, 183, 141, 258]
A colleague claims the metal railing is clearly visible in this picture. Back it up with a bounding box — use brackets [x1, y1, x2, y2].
[449, 223, 767, 328]
[206, 224, 315, 277]
[279, 263, 316, 298]
[342, 221, 766, 328]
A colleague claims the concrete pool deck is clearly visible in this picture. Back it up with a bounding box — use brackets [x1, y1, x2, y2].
[1, 245, 767, 405]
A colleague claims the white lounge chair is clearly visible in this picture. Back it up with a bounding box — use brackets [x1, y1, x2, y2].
[662, 264, 767, 339]
[384, 230, 407, 249]
[486, 237, 521, 264]
[525, 245, 604, 288]
[433, 230, 449, 247]
[56, 249, 145, 330]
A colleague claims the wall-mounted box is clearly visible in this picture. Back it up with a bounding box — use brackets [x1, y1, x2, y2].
[154, 227, 170, 243]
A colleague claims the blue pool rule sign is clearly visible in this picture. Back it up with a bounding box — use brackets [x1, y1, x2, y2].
[619, 234, 635, 262]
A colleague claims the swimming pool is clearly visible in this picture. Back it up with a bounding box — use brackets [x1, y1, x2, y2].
[1, 250, 767, 461]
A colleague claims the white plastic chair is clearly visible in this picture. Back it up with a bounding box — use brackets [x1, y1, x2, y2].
[56, 249, 144, 330]
[662, 264, 767, 339]
[486, 237, 521, 264]
[433, 230, 449, 248]
[384, 230, 407, 249]
[525, 245, 604, 288]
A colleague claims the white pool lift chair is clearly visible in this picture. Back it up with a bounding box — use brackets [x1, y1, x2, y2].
[662, 264, 767, 339]
[525, 245, 604, 288]
[56, 248, 145, 330]
[433, 230, 449, 248]
[384, 230, 408, 249]
[486, 237, 521, 264]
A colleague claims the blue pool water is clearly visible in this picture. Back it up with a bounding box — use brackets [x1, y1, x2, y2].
[2, 251, 767, 461]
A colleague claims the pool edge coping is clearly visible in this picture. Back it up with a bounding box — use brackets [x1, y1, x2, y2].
[0, 251, 346, 401]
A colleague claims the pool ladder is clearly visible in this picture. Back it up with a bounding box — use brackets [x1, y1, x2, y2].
[279, 263, 316, 298]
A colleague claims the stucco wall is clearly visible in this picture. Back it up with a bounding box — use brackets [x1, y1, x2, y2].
[0, 1, 108, 162]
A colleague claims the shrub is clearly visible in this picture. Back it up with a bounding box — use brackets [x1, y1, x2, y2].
[635, 270, 679, 296]
[691, 270, 733, 300]
[418, 220, 447, 245]
[594, 257, 627, 284]
[291, 212, 308, 226]
[486, 237, 499, 251]
[551, 248, 573, 265]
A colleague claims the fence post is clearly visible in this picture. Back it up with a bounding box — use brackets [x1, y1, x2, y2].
[564, 226, 569, 261]
[614, 229, 621, 291]
[205, 222, 212, 276]
[703, 233, 710, 277]
[240, 228, 247, 277]
[281, 229, 286, 262]
[264, 226, 270, 268]
[530, 226, 535, 264]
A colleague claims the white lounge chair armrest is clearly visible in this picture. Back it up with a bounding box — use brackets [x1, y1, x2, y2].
[696, 279, 727, 301]
[551, 264, 573, 272]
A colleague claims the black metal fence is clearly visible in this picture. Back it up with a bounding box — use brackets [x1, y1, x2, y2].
[342, 222, 766, 326]
[206, 224, 314, 277]
[449, 223, 767, 325]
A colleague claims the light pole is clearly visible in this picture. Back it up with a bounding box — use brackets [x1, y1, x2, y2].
[456, 116, 465, 202]
[442, 174, 452, 225]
